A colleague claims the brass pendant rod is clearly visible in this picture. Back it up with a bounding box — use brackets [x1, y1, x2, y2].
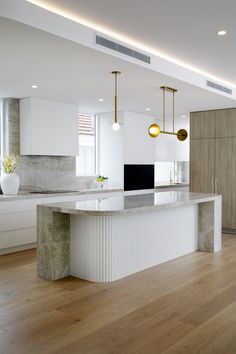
[161, 130, 188, 141]
[160, 130, 177, 136]
[160, 86, 178, 93]
[160, 86, 177, 133]
[163, 88, 165, 131]
[114, 95, 117, 123]
[114, 72, 117, 123]
[112, 71, 121, 124]
[172, 90, 175, 133]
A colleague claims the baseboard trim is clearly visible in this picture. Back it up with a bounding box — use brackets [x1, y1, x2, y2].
[0, 243, 37, 256]
[223, 228, 236, 235]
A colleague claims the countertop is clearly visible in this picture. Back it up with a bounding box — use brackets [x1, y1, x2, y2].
[39, 191, 221, 216]
[0, 183, 189, 202]
[0, 188, 122, 202]
[155, 182, 189, 189]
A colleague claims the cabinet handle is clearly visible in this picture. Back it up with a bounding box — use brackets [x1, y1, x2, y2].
[211, 178, 214, 193]
[215, 177, 218, 194]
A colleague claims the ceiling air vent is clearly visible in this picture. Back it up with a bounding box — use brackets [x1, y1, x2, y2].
[206, 80, 232, 95]
[96, 35, 151, 64]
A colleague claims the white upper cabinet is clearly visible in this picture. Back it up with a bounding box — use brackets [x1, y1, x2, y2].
[20, 97, 79, 156]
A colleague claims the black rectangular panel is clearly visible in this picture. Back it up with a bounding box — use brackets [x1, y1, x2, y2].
[124, 164, 154, 191]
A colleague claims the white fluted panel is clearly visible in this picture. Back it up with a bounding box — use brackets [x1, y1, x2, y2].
[70, 205, 198, 282]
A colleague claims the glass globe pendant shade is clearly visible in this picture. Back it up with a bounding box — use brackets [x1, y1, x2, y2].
[112, 122, 120, 131]
[148, 123, 161, 138]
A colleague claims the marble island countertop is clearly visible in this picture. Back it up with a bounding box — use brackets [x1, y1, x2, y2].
[40, 191, 221, 216]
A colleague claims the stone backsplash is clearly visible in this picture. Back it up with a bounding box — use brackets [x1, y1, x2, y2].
[1, 98, 96, 191]
[18, 156, 96, 191]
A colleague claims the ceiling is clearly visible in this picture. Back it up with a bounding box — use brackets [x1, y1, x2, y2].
[0, 17, 235, 121]
[37, 0, 236, 85]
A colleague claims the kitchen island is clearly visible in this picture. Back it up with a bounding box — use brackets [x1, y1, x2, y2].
[37, 191, 222, 283]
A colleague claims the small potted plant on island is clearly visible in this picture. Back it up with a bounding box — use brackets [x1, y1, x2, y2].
[95, 175, 108, 190]
[0, 155, 20, 195]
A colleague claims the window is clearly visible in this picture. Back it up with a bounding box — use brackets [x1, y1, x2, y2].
[0, 99, 3, 182]
[76, 113, 97, 176]
[0, 99, 3, 158]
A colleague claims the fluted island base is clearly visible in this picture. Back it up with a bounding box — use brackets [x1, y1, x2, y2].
[70, 205, 198, 282]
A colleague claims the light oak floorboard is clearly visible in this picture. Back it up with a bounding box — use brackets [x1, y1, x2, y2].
[0, 234, 236, 353]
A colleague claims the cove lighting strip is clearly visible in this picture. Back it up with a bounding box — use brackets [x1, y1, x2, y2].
[26, 0, 236, 89]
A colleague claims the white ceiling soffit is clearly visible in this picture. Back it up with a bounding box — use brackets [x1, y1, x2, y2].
[0, 16, 235, 121]
[0, 0, 236, 100]
[31, 0, 236, 86]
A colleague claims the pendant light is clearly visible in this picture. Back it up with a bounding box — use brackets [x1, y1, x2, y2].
[112, 70, 121, 131]
[148, 86, 188, 141]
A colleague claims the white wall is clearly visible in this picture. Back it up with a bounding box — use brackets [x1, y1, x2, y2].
[155, 119, 190, 161]
[98, 111, 156, 188]
[155, 162, 175, 183]
[97, 111, 189, 188]
[123, 111, 155, 164]
[97, 111, 124, 188]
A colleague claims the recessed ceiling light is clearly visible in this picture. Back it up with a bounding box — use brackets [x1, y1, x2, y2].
[181, 114, 186, 118]
[146, 108, 151, 111]
[217, 30, 227, 36]
[31, 85, 38, 88]
[98, 98, 104, 102]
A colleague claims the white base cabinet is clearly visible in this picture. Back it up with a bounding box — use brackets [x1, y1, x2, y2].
[0, 192, 121, 255]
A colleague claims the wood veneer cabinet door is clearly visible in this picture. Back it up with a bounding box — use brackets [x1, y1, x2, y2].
[214, 108, 236, 138]
[215, 137, 236, 229]
[190, 111, 215, 139]
[190, 138, 215, 193]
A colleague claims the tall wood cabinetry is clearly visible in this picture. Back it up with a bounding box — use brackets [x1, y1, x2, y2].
[190, 108, 236, 232]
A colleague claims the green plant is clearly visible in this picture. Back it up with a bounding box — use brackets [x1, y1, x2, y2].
[96, 175, 108, 182]
[0, 155, 19, 174]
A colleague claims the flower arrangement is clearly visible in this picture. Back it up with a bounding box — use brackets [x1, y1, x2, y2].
[95, 175, 108, 183]
[95, 175, 108, 189]
[0, 155, 20, 174]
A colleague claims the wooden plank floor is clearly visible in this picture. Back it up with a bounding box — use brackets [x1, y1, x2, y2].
[1, 234, 236, 354]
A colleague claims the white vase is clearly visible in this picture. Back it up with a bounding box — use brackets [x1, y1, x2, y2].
[1, 173, 20, 195]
